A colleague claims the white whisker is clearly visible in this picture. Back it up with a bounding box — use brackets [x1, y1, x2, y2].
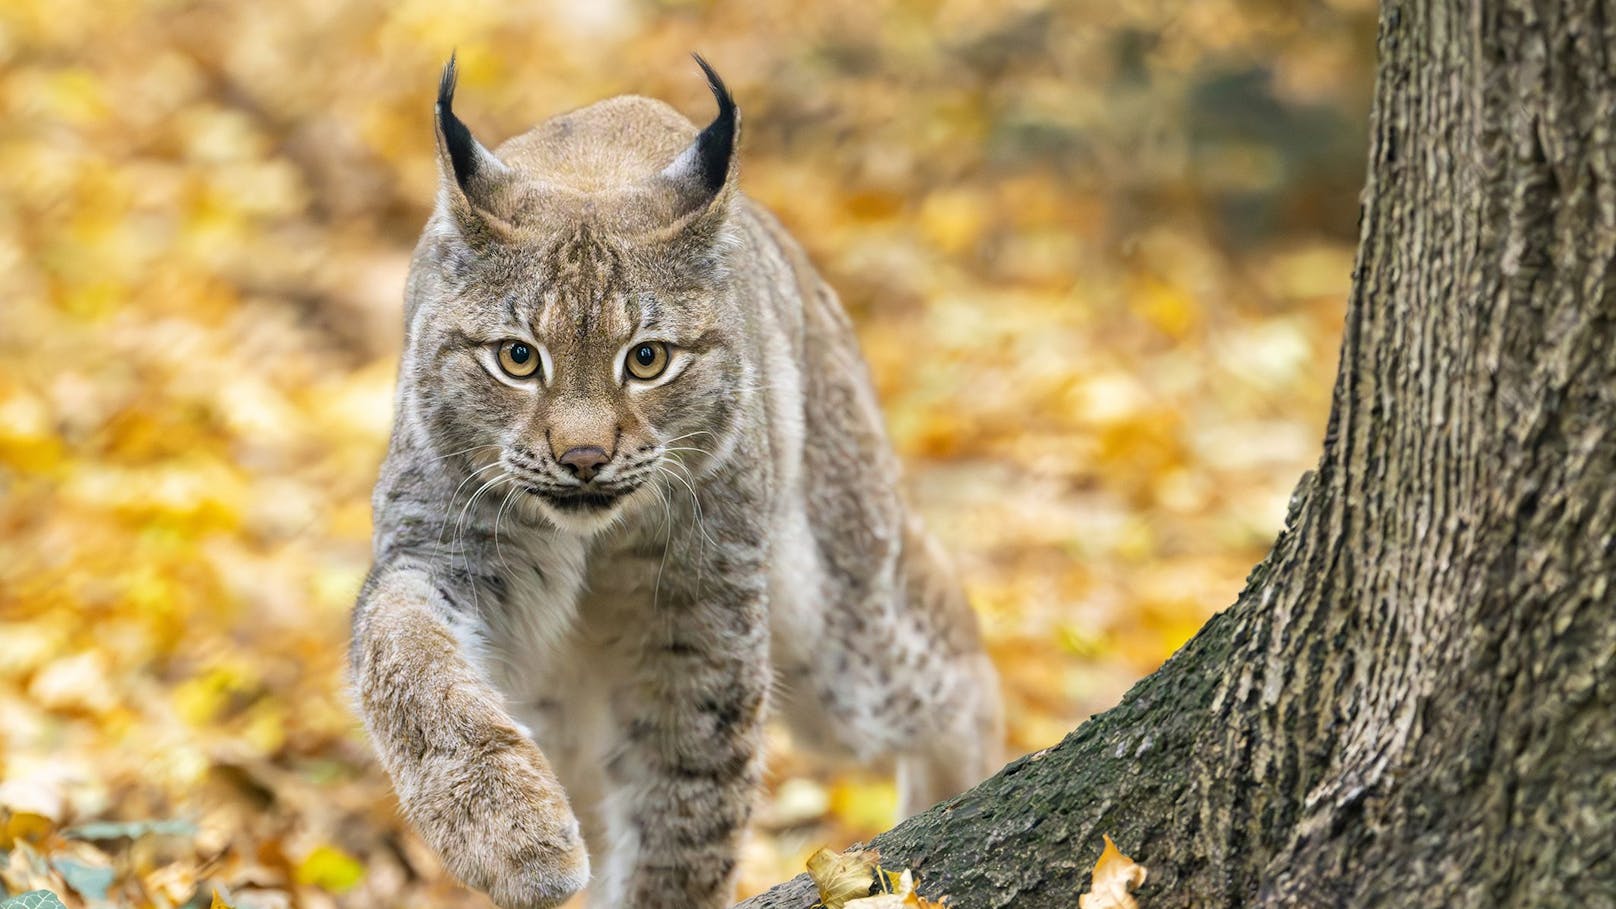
[433, 461, 507, 551]
[651, 479, 674, 615]
[654, 461, 717, 550]
[426, 442, 501, 465]
[425, 459, 508, 597]
[493, 483, 522, 577]
[661, 429, 717, 446]
[453, 471, 513, 621]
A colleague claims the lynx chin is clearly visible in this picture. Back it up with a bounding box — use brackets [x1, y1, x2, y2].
[350, 54, 1003, 909]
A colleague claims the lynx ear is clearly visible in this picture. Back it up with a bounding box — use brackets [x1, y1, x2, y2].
[655, 55, 740, 222]
[435, 53, 516, 237]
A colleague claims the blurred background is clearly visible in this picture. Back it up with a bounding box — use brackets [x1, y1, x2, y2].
[0, 0, 1374, 906]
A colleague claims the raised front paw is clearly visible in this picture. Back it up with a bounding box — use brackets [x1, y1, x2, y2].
[402, 726, 590, 909]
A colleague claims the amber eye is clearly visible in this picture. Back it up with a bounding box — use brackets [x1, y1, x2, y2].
[497, 340, 540, 379]
[625, 341, 670, 381]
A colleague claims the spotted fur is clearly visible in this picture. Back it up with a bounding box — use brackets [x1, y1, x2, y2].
[350, 57, 1002, 909]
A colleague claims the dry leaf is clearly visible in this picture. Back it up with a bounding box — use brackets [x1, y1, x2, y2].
[143, 862, 198, 905]
[845, 868, 946, 908]
[209, 891, 235, 909]
[807, 847, 879, 909]
[846, 892, 911, 907]
[1078, 835, 1147, 909]
[845, 867, 913, 908]
[0, 812, 54, 850]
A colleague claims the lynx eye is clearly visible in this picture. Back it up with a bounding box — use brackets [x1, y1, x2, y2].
[497, 340, 541, 379]
[625, 341, 670, 381]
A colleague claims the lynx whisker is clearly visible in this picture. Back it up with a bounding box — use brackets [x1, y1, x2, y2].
[654, 460, 717, 551]
[454, 471, 513, 621]
[433, 460, 507, 551]
[423, 460, 509, 597]
[426, 442, 501, 465]
[493, 483, 522, 577]
[652, 462, 710, 604]
[661, 429, 717, 447]
[651, 477, 675, 614]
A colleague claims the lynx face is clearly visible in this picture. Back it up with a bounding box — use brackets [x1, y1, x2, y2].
[403, 59, 749, 535]
[411, 220, 747, 534]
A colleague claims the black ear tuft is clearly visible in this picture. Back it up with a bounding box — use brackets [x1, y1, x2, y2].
[690, 54, 738, 194]
[437, 51, 481, 190]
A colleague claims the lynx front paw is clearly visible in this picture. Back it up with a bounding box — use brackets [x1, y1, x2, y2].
[404, 729, 590, 909]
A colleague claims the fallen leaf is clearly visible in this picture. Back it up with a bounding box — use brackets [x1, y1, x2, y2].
[0, 892, 68, 909]
[828, 778, 899, 833]
[144, 862, 198, 905]
[28, 652, 117, 715]
[210, 890, 236, 909]
[1078, 835, 1147, 909]
[807, 857, 950, 909]
[64, 819, 199, 841]
[845, 868, 946, 907]
[1, 812, 55, 852]
[846, 891, 910, 907]
[294, 844, 365, 893]
[49, 854, 114, 901]
[845, 867, 912, 908]
[807, 846, 879, 909]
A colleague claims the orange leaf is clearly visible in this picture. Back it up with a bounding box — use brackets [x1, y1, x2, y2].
[1078, 835, 1147, 909]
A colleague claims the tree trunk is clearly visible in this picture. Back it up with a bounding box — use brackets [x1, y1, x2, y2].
[738, 0, 1616, 906]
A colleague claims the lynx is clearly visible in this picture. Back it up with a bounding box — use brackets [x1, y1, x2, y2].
[350, 55, 1002, 909]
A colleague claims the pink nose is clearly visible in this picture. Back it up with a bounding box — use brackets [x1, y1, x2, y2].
[557, 446, 610, 481]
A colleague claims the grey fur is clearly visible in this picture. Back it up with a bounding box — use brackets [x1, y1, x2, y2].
[350, 59, 1002, 909]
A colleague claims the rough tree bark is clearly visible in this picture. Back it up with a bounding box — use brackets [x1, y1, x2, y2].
[738, 0, 1616, 906]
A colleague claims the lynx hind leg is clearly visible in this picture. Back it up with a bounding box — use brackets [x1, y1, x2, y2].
[892, 528, 1004, 816]
[777, 517, 1004, 819]
[895, 647, 1003, 816]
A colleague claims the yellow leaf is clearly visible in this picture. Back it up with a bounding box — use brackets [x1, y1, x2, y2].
[881, 867, 909, 894]
[1078, 835, 1147, 909]
[807, 846, 879, 909]
[808, 854, 943, 905]
[848, 867, 910, 907]
[294, 844, 365, 893]
[0, 811, 53, 849]
[828, 778, 898, 833]
[919, 189, 987, 254]
[1132, 274, 1199, 338]
[210, 890, 236, 909]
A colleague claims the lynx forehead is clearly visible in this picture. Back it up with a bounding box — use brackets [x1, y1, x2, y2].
[352, 54, 1002, 909]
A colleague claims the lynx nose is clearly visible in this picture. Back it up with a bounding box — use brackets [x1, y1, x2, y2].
[557, 446, 610, 482]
